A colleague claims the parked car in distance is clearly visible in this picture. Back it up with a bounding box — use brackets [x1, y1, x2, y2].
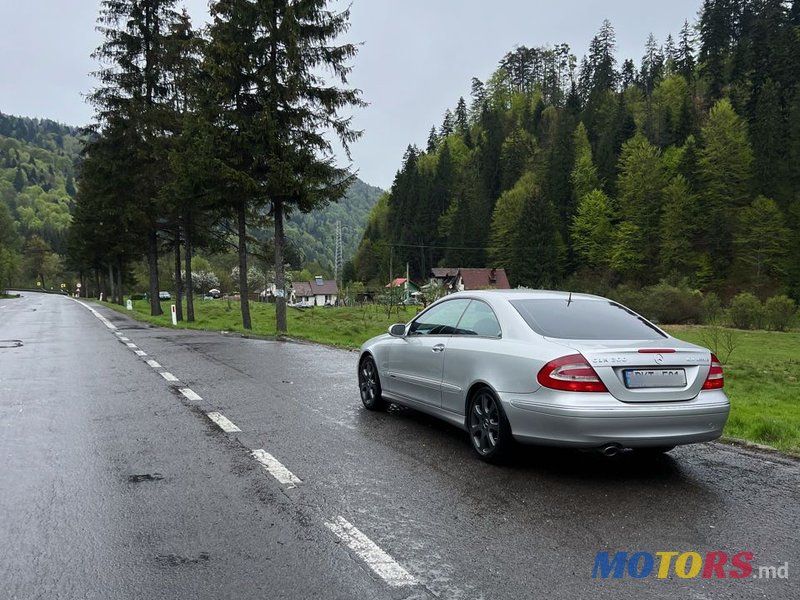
[358, 290, 730, 463]
[207, 288, 223, 299]
[158, 291, 171, 300]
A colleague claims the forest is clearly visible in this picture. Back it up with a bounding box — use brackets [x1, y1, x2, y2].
[352, 0, 800, 316]
[0, 113, 81, 290]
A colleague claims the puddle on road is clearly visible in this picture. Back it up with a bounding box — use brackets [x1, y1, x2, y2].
[128, 473, 164, 483]
[0, 340, 23, 348]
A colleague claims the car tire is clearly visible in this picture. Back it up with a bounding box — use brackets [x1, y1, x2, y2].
[467, 387, 513, 463]
[359, 356, 388, 411]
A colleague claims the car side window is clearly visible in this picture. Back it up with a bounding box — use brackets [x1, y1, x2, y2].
[454, 300, 502, 338]
[408, 299, 471, 336]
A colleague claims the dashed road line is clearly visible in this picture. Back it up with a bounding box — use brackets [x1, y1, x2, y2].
[120, 336, 130, 341]
[160, 372, 180, 382]
[146, 359, 162, 368]
[324, 516, 418, 588]
[207, 412, 241, 433]
[179, 387, 203, 402]
[134, 350, 147, 357]
[125, 342, 137, 349]
[251, 449, 302, 489]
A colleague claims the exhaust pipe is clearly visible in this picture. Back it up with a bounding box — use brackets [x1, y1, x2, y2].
[598, 444, 622, 457]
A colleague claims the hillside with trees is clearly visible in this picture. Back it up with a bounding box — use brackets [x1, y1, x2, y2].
[353, 0, 800, 309]
[0, 112, 81, 289]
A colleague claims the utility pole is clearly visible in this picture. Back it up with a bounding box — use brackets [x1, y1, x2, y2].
[334, 220, 343, 286]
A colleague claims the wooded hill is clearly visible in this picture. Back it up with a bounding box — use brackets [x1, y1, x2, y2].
[0, 108, 381, 289]
[353, 0, 800, 303]
[0, 112, 81, 288]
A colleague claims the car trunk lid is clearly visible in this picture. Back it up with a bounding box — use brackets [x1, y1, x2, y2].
[546, 338, 711, 402]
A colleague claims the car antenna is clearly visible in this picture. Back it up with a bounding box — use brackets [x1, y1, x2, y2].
[567, 291, 573, 306]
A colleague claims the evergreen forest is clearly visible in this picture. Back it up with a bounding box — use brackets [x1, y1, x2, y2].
[353, 0, 800, 309]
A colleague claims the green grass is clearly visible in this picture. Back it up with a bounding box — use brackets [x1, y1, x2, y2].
[98, 299, 800, 455]
[664, 326, 800, 455]
[102, 298, 421, 349]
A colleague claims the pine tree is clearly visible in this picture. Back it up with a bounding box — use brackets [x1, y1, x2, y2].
[676, 20, 696, 80]
[455, 97, 469, 133]
[201, 0, 363, 333]
[640, 33, 664, 95]
[571, 188, 612, 269]
[89, 0, 183, 315]
[751, 79, 789, 207]
[659, 175, 699, 279]
[426, 126, 439, 153]
[734, 196, 790, 293]
[616, 133, 669, 278]
[698, 98, 754, 280]
[512, 180, 562, 287]
[440, 109, 455, 137]
[570, 122, 600, 204]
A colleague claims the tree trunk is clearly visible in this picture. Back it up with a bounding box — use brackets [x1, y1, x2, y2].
[115, 260, 124, 304]
[174, 224, 183, 322]
[184, 211, 194, 322]
[274, 198, 287, 335]
[147, 228, 162, 316]
[237, 202, 252, 330]
[108, 263, 116, 304]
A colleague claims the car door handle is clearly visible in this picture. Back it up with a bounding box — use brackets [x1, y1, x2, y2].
[432, 344, 445, 353]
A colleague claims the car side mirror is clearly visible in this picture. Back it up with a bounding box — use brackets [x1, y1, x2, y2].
[389, 323, 406, 337]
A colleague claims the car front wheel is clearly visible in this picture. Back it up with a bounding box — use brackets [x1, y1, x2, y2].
[468, 387, 513, 463]
[359, 356, 388, 411]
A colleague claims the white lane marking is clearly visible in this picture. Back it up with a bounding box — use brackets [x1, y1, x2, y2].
[179, 388, 202, 402]
[207, 412, 241, 433]
[160, 372, 179, 382]
[114, 331, 123, 335]
[324, 516, 418, 587]
[146, 359, 162, 369]
[134, 350, 147, 357]
[126, 343, 137, 348]
[251, 449, 302, 489]
[72, 299, 117, 330]
[120, 337, 130, 342]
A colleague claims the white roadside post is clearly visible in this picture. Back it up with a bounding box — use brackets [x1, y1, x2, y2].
[171, 304, 177, 326]
[126, 299, 133, 310]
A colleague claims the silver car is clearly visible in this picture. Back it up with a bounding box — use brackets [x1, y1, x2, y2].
[357, 290, 730, 462]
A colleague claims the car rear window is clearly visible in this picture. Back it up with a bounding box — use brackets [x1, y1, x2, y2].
[509, 298, 666, 340]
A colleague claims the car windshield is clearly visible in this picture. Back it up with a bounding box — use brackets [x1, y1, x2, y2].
[509, 298, 666, 340]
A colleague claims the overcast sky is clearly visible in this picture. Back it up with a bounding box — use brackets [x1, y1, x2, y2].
[0, 0, 702, 190]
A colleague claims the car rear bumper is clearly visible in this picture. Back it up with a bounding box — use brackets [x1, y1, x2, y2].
[498, 389, 730, 449]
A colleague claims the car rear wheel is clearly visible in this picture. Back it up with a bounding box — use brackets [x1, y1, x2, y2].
[359, 356, 388, 411]
[468, 388, 513, 463]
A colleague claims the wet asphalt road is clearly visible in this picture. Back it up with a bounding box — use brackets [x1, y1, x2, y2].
[1, 292, 798, 600]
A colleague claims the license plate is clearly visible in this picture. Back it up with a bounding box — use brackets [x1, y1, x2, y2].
[623, 368, 686, 389]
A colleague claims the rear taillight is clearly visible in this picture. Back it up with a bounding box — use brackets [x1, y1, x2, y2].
[702, 353, 724, 390]
[537, 354, 608, 393]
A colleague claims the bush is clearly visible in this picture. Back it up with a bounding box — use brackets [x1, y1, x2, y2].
[728, 292, 763, 330]
[701, 291, 722, 324]
[607, 282, 703, 324]
[764, 295, 797, 332]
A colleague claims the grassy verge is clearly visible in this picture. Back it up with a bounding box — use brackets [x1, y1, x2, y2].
[98, 299, 800, 455]
[101, 298, 420, 349]
[663, 325, 800, 455]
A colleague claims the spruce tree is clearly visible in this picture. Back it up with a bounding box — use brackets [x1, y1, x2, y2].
[89, 0, 183, 316]
[201, 0, 363, 333]
[698, 99, 754, 280]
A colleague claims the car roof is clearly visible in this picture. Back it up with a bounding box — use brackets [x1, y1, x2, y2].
[442, 289, 606, 302]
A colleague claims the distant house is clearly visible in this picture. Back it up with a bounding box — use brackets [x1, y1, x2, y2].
[385, 277, 421, 303]
[429, 267, 511, 293]
[453, 268, 511, 291]
[430, 267, 459, 289]
[291, 276, 339, 306]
